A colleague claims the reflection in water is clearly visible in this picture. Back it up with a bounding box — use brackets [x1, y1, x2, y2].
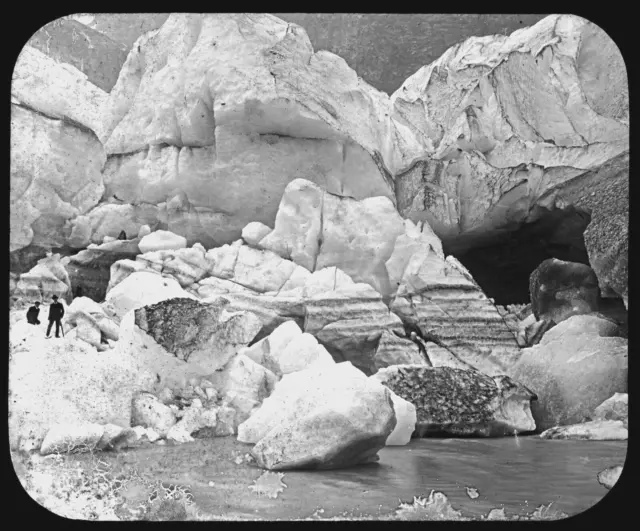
[364, 437, 626, 519]
[114, 435, 627, 520]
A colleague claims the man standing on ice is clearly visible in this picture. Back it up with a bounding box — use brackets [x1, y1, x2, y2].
[45, 295, 65, 338]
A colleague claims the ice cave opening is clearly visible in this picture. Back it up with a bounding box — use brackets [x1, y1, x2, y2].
[452, 205, 593, 306]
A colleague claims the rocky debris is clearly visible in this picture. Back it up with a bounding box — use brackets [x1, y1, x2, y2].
[92, 313, 120, 342]
[392, 15, 628, 255]
[539, 420, 627, 441]
[117, 298, 263, 394]
[258, 179, 405, 297]
[269, 332, 336, 376]
[74, 313, 105, 349]
[389, 246, 521, 376]
[110, 239, 313, 295]
[131, 393, 178, 437]
[96, 423, 139, 450]
[99, 300, 120, 321]
[214, 405, 237, 437]
[116, 312, 219, 392]
[131, 425, 162, 444]
[161, 244, 210, 288]
[513, 304, 533, 320]
[243, 362, 397, 470]
[205, 239, 313, 293]
[138, 230, 188, 254]
[98, 14, 402, 249]
[156, 387, 175, 405]
[134, 297, 261, 373]
[239, 320, 302, 369]
[529, 258, 600, 323]
[141, 387, 235, 439]
[597, 465, 623, 490]
[242, 222, 272, 247]
[144, 428, 162, 443]
[14, 253, 73, 303]
[9, 331, 146, 453]
[204, 387, 218, 402]
[39, 422, 106, 455]
[116, 244, 405, 374]
[594, 393, 628, 427]
[108, 259, 157, 293]
[371, 365, 537, 437]
[241, 320, 335, 377]
[373, 331, 429, 370]
[507, 314, 628, 431]
[207, 354, 278, 426]
[66, 297, 120, 345]
[166, 402, 218, 443]
[105, 271, 199, 319]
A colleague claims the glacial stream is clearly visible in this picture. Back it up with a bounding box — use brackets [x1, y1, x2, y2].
[104, 435, 626, 520]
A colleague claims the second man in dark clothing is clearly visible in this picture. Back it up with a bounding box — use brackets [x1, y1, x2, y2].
[26, 301, 41, 325]
[46, 295, 65, 338]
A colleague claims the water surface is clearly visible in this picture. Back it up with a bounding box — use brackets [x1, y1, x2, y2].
[106, 435, 626, 520]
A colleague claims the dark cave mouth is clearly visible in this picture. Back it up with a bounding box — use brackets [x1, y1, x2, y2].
[449, 205, 594, 307]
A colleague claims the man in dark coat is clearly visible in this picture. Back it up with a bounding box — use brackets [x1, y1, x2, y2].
[26, 301, 41, 325]
[46, 295, 65, 338]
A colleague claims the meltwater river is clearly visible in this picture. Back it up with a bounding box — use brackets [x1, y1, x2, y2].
[108, 435, 627, 520]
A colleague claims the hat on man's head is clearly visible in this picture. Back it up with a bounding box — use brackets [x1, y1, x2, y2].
[35, 301, 40, 306]
[52, 295, 59, 300]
